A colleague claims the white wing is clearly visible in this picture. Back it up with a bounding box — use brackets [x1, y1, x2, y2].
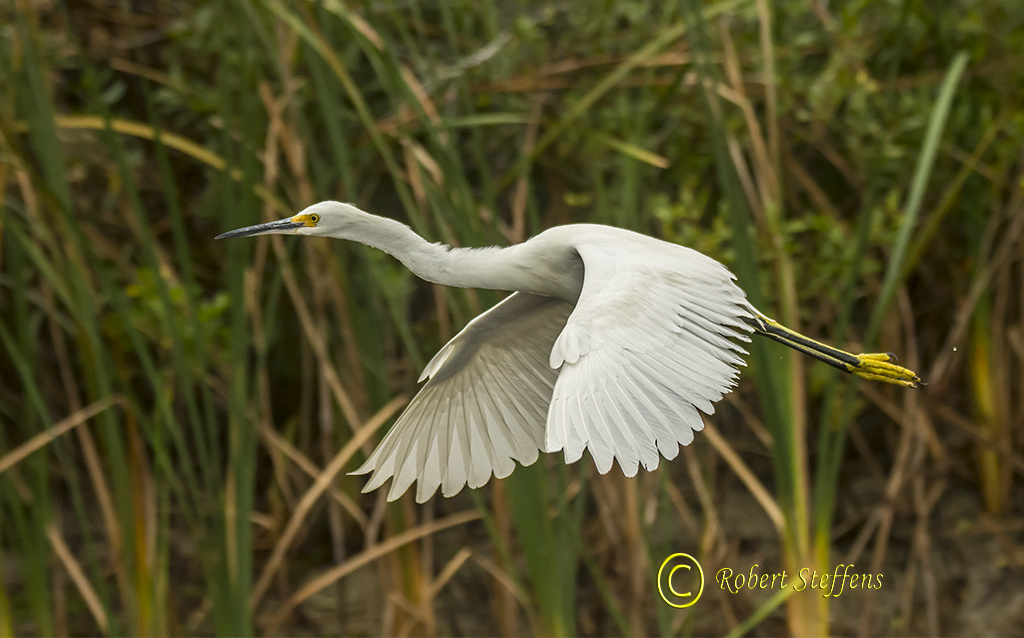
[545, 241, 756, 476]
[351, 292, 573, 502]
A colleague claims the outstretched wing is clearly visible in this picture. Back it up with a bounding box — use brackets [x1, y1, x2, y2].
[545, 241, 756, 476]
[352, 292, 574, 502]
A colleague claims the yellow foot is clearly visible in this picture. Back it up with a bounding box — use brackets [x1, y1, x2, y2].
[850, 353, 922, 388]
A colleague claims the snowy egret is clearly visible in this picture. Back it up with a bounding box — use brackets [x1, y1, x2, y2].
[218, 201, 920, 503]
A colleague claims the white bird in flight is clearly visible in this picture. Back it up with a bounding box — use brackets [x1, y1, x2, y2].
[218, 201, 920, 503]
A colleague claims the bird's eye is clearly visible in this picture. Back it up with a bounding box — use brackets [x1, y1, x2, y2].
[309, 214, 320, 224]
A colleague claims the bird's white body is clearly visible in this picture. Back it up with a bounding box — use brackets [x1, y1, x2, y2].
[220, 202, 920, 501]
[220, 202, 763, 502]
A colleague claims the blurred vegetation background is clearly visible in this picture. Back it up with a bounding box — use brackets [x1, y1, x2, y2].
[1, 0, 1023, 635]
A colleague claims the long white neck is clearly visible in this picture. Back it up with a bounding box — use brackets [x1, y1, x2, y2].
[342, 211, 544, 294]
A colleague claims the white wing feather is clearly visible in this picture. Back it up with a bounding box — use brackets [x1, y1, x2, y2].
[351, 292, 573, 502]
[546, 242, 756, 476]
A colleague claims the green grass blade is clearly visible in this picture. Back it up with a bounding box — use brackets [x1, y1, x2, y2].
[868, 51, 970, 337]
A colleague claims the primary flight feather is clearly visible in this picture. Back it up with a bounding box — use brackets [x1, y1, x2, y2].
[218, 201, 920, 503]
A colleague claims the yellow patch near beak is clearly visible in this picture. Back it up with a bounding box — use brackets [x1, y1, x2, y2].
[291, 213, 319, 228]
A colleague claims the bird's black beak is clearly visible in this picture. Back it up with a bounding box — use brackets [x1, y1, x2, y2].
[215, 218, 305, 239]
